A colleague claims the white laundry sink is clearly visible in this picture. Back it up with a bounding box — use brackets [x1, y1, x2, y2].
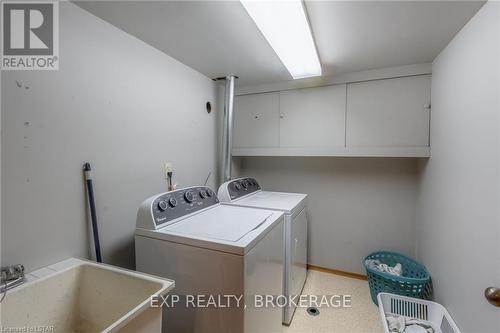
[0, 258, 174, 333]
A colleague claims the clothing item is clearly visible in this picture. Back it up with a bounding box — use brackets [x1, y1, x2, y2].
[387, 314, 405, 332]
[386, 314, 437, 333]
[365, 259, 403, 276]
[406, 324, 432, 333]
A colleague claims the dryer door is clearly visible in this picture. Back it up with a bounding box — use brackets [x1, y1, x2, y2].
[285, 207, 308, 324]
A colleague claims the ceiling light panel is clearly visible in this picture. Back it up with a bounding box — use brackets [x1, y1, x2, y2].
[241, 0, 322, 79]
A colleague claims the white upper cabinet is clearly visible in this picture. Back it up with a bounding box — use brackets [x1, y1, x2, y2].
[346, 75, 431, 147]
[232, 74, 431, 157]
[279, 85, 346, 148]
[233, 92, 280, 148]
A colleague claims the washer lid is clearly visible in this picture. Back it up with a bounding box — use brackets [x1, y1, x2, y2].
[234, 191, 307, 213]
[162, 205, 274, 242]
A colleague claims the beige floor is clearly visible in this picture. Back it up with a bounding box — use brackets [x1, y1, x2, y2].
[282, 270, 384, 333]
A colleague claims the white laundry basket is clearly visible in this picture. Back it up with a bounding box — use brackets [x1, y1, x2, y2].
[377, 292, 461, 333]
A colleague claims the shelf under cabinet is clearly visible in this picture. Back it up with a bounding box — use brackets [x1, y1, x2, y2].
[232, 147, 430, 158]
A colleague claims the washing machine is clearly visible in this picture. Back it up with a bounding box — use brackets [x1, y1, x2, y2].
[218, 178, 308, 325]
[135, 186, 284, 333]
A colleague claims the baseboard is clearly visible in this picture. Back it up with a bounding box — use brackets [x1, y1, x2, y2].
[307, 264, 368, 281]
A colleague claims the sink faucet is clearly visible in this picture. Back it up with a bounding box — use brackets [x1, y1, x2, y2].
[1, 264, 25, 294]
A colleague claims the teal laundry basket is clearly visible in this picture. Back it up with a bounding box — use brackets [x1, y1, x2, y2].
[363, 251, 430, 306]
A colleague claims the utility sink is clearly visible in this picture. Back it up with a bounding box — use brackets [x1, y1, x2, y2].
[0, 258, 174, 333]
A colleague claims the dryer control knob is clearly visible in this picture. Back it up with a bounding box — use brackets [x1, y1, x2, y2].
[184, 191, 194, 203]
[199, 190, 207, 199]
[158, 200, 168, 211]
[206, 189, 214, 197]
[168, 197, 178, 207]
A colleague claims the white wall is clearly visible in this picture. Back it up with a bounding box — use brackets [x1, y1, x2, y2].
[1, 2, 219, 272]
[416, 2, 499, 332]
[236, 157, 418, 274]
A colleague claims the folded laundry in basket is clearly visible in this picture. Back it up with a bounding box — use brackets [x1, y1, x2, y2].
[386, 314, 437, 333]
[365, 259, 403, 276]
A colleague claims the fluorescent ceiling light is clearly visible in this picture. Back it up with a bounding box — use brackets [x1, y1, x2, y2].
[241, 0, 321, 79]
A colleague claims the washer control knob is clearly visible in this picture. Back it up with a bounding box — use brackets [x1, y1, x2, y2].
[158, 200, 168, 211]
[242, 180, 249, 189]
[206, 189, 214, 197]
[235, 183, 242, 190]
[168, 197, 178, 207]
[199, 190, 207, 199]
[184, 191, 194, 203]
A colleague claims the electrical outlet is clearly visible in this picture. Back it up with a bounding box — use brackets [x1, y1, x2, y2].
[164, 162, 173, 178]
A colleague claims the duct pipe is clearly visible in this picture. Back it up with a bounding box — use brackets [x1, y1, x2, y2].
[221, 75, 236, 183]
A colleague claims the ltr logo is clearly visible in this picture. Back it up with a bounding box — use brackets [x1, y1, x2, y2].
[3, 3, 53, 55]
[1, 1, 58, 70]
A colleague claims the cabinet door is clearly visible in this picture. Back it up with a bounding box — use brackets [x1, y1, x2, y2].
[346, 75, 431, 147]
[233, 92, 280, 148]
[279, 84, 346, 148]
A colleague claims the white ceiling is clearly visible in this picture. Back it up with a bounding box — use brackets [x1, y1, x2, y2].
[75, 1, 484, 86]
[305, 1, 484, 76]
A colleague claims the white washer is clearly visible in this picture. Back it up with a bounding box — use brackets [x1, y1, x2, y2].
[218, 178, 308, 325]
[135, 186, 284, 333]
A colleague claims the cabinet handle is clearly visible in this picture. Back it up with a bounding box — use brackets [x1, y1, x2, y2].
[280, 113, 284, 119]
[424, 104, 431, 109]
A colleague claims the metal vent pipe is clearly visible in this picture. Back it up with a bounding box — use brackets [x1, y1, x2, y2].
[221, 75, 236, 183]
